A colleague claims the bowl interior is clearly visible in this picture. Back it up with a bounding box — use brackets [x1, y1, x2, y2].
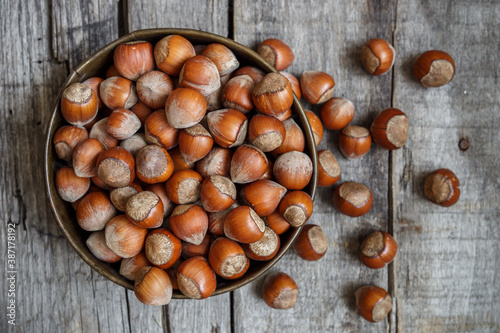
[44, 28, 318, 298]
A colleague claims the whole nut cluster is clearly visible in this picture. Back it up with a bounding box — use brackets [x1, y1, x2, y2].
[55, 32, 460, 323]
[54, 35, 315, 306]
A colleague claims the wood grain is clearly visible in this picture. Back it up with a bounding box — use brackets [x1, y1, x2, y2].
[391, 1, 500, 332]
[126, 1, 231, 332]
[233, 0, 396, 331]
[51, 0, 119, 70]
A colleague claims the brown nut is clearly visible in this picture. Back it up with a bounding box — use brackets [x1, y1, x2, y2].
[55, 166, 90, 203]
[262, 272, 298, 309]
[178, 124, 213, 163]
[89, 117, 119, 150]
[339, 126, 372, 159]
[413, 50, 455, 87]
[60, 83, 99, 127]
[119, 252, 150, 281]
[292, 224, 327, 260]
[305, 110, 324, 146]
[200, 175, 236, 212]
[252, 72, 294, 118]
[247, 114, 286, 152]
[208, 237, 249, 280]
[240, 179, 287, 217]
[105, 214, 148, 258]
[144, 109, 179, 150]
[86, 230, 121, 263]
[120, 133, 148, 157]
[196, 146, 232, 178]
[243, 226, 280, 261]
[135, 144, 174, 184]
[370, 108, 409, 150]
[72, 138, 105, 178]
[177, 256, 217, 299]
[145, 183, 175, 217]
[332, 181, 373, 217]
[96, 147, 135, 188]
[134, 266, 173, 306]
[317, 150, 341, 187]
[230, 144, 268, 184]
[278, 191, 314, 228]
[224, 206, 265, 244]
[257, 39, 294, 71]
[110, 182, 142, 212]
[106, 108, 141, 140]
[99, 76, 138, 110]
[202, 43, 239, 76]
[273, 151, 313, 190]
[125, 191, 164, 228]
[113, 41, 155, 81]
[136, 70, 174, 109]
[145, 228, 182, 269]
[424, 168, 460, 207]
[355, 285, 392, 322]
[154, 35, 196, 76]
[359, 231, 398, 269]
[360, 39, 395, 76]
[170, 204, 208, 245]
[263, 210, 291, 235]
[279, 71, 301, 100]
[165, 170, 203, 204]
[53, 125, 88, 161]
[182, 234, 211, 259]
[271, 118, 305, 156]
[165, 87, 207, 129]
[320, 97, 355, 130]
[300, 71, 335, 104]
[221, 75, 255, 114]
[207, 109, 248, 148]
[179, 55, 221, 96]
[234, 65, 265, 84]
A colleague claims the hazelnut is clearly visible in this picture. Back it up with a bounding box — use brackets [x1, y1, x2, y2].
[292, 224, 327, 260]
[154, 35, 196, 76]
[125, 191, 164, 228]
[165, 87, 207, 129]
[208, 237, 249, 280]
[169, 204, 208, 245]
[252, 72, 294, 118]
[136, 70, 174, 109]
[76, 191, 117, 231]
[135, 145, 174, 184]
[105, 214, 148, 258]
[355, 286, 392, 322]
[261, 272, 298, 309]
[359, 231, 398, 269]
[134, 266, 173, 306]
[113, 41, 155, 81]
[360, 39, 395, 76]
[300, 71, 335, 104]
[332, 182, 373, 217]
[338, 126, 372, 159]
[424, 169, 460, 207]
[278, 191, 314, 228]
[60, 83, 99, 127]
[145, 228, 182, 269]
[179, 55, 221, 96]
[53, 125, 88, 161]
[413, 50, 455, 87]
[273, 151, 313, 190]
[165, 170, 203, 204]
[370, 108, 409, 150]
[320, 97, 355, 130]
[99, 76, 138, 109]
[257, 38, 294, 71]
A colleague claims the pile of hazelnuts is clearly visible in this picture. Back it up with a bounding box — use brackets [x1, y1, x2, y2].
[53, 35, 317, 305]
[52, 32, 461, 322]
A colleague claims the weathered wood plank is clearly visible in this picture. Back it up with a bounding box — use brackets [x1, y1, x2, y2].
[51, 0, 119, 70]
[0, 1, 135, 332]
[126, 2, 231, 332]
[392, 1, 500, 332]
[126, 0, 229, 35]
[233, 0, 396, 331]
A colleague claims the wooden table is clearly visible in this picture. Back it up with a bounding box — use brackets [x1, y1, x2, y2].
[1, 1, 498, 332]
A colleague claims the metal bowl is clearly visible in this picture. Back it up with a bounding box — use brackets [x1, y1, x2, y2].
[44, 28, 317, 298]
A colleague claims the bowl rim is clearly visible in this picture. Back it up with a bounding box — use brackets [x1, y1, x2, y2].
[44, 28, 318, 298]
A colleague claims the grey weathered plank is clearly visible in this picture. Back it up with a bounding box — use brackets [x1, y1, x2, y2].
[0, 1, 134, 332]
[233, 0, 396, 331]
[126, 0, 229, 35]
[51, 0, 120, 70]
[126, 1, 231, 332]
[391, 1, 500, 332]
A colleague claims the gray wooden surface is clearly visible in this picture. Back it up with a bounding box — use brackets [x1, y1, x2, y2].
[0, 0, 498, 332]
